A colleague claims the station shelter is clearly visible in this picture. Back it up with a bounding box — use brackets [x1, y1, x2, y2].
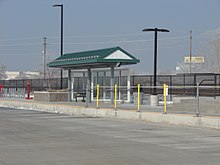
[48, 46, 140, 106]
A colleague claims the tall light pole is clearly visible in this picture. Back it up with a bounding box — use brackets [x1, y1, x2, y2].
[142, 28, 169, 95]
[189, 30, 192, 74]
[43, 37, 47, 79]
[53, 4, 64, 89]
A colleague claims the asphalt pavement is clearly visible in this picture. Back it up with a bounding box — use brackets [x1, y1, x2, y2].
[0, 107, 220, 165]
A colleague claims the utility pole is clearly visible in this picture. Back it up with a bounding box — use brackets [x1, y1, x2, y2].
[190, 30, 192, 74]
[43, 37, 47, 79]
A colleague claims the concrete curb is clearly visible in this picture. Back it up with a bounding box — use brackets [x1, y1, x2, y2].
[0, 100, 220, 130]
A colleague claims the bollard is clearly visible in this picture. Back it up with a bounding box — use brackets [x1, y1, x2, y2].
[114, 84, 117, 111]
[96, 84, 99, 109]
[163, 84, 167, 114]
[26, 82, 33, 100]
[196, 82, 200, 117]
[137, 84, 140, 112]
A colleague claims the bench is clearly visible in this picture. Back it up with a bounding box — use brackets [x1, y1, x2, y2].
[75, 92, 86, 102]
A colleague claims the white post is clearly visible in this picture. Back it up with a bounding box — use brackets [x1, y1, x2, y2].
[196, 82, 200, 117]
[91, 71, 94, 101]
[111, 67, 114, 104]
[86, 68, 91, 107]
[71, 76, 74, 101]
[103, 72, 106, 101]
[83, 72, 86, 93]
[127, 74, 131, 102]
[119, 70, 121, 101]
[68, 70, 71, 102]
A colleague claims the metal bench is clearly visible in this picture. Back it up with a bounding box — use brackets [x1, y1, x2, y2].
[75, 92, 86, 102]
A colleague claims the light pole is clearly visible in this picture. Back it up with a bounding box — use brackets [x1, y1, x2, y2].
[43, 37, 47, 79]
[142, 28, 169, 95]
[53, 4, 64, 89]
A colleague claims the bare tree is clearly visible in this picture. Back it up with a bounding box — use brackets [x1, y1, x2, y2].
[47, 67, 60, 79]
[46, 67, 61, 90]
[200, 30, 220, 73]
[210, 34, 220, 72]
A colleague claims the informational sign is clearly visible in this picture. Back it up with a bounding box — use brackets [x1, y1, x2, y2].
[184, 56, 205, 63]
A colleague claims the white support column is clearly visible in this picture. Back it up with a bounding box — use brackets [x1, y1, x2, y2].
[86, 68, 91, 107]
[68, 70, 72, 102]
[103, 72, 106, 101]
[96, 72, 99, 84]
[71, 76, 74, 101]
[93, 71, 99, 101]
[127, 73, 131, 103]
[111, 67, 114, 104]
[91, 71, 94, 101]
[83, 72, 86, 93]
[119, 70, 121, 101]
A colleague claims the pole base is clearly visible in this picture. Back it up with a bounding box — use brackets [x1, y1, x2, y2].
[25, 97, 33, 100]
[150, 95, 159, 106]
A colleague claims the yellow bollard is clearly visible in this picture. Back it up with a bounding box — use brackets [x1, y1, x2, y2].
[138, 84, 140, 112]
[114, 84, 117, 111]
[163, 84, 167, 114]
[96, 84, 99, 109]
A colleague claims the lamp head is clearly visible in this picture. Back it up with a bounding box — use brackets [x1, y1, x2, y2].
[143, 28, 169, 32]
[53, 4, 63, 7]
[159, 29, 169, 32]
[142, 28, 156, 32]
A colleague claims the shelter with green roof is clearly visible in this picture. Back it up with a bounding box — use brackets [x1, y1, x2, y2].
[48, 46, 140, 105]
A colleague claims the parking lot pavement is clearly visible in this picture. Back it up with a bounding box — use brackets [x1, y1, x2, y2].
[0, 106, 220, 165]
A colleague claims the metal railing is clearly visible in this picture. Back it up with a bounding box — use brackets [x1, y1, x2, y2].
[1, 73, 220, 96]
[93, 84, 220, 116]
[0, 83, 220, 116]
[0, 88, 26, 98]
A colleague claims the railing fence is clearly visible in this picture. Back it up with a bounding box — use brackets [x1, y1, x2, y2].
[1, 73, 220, 98]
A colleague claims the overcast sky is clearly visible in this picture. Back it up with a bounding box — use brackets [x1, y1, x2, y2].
[0, 0, 220, 73]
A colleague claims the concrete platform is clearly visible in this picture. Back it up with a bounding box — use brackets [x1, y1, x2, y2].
[0, 98, 220, 130]
[169, 97, 220, 115]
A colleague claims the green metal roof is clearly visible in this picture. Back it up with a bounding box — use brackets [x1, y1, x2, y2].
[48, 47, 140, 69]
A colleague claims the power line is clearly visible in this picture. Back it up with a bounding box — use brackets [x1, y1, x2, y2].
[0, 35, 191, 47]
[49, 33, 144, 39]
[0, 37, 43, 42]
[128, 44, 189, 52]
[0, 31, 193, 42]
[49, 35, 189, 45]
[0, 33, 144, 42]
[0, 43, 41, 47]
[0, 53, 40, 56]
